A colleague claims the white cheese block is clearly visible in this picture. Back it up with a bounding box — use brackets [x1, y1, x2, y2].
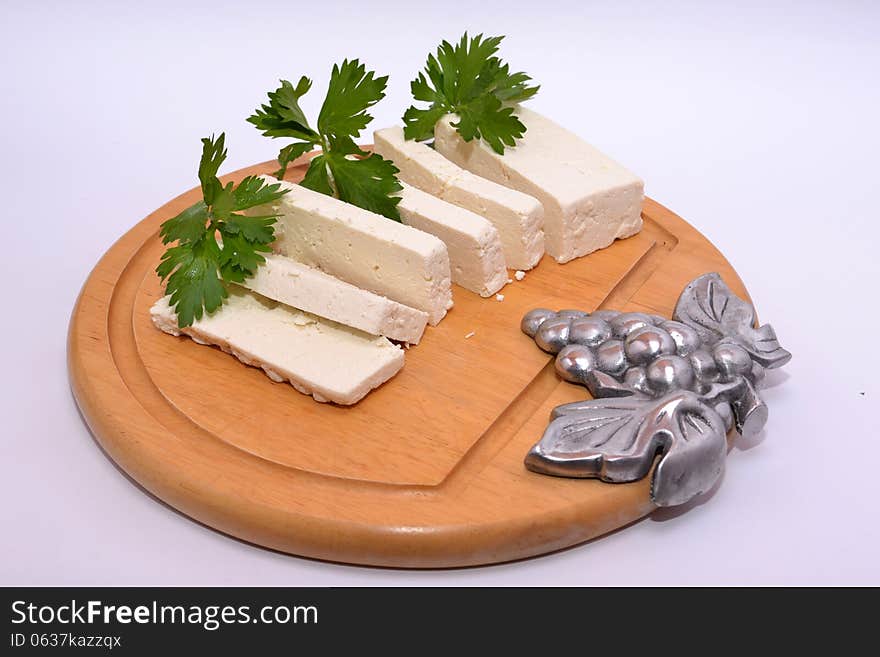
[150, 289, 404, 405]
[395, 183, 507, 297]
[257, 176, 453, 326]
[373, 126, 544, 270]
[433, 107, 644, 264]
[240, 254, 428, 344]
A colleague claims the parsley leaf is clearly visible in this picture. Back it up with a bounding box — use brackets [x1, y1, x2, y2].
[232, 175, 292, 212]
[218, 231, 271, 284]
[456, 94, 524, 153]
[247, 76, 321, 178]
[250, 60, 402, 221]
[276, 142, 315, 178]
[156, 133, 289, 328]
[162, 236, 227, 329]
[402, 32, 539, 153]
[299, 154, 335, 196]
[318, 60, 388, 140]
[319, 152, 403, 220]
[158, 201, 209, 245]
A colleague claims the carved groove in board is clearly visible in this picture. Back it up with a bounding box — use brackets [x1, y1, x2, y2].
[440, 360, 560, 491]
[130, 211, 663, 485]
[116, 229, 671, 491]
[600, 217, 679, 310]
[109, 194, 681, 491]
[440, 215, 680, 489]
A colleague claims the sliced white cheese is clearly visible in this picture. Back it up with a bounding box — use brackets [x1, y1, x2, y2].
[373, 126, 544, 270]
[395, 183, 507, 298]
[257, 176, 453, 326]
[433, 107, 644, 264]
[239, 254, 428, 344]
[150, 289, 404, 405]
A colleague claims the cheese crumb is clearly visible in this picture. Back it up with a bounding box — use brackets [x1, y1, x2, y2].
[514, 270, 526, 281]
[507, 278, 513, 284]
[465, 331, 475, 339]
[496, 294, 505, 302]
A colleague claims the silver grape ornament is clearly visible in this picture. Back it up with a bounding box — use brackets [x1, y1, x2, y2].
[521, 273, 791, 507]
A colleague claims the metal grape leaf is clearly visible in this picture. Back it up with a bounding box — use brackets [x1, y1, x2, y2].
[673, 273, 791, 369]
[522, 272, 792, 508]
[525, 392, 728, 507]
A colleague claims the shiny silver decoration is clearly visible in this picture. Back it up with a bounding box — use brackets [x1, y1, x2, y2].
[521, 273, 791, 507]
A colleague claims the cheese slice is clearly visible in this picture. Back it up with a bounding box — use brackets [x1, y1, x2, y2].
[150, 289, 404, 405]
[239, 254, 428, 344]
[433, 107, 644, 264]
[257, 176, 453, 326]
[395, 183, 507, 297]
[373, 126, 544, 270]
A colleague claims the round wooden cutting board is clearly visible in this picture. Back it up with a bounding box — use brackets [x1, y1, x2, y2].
[68, 153, 751, 568]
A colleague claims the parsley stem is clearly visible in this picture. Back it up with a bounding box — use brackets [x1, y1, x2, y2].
[319, 136, 339, 199]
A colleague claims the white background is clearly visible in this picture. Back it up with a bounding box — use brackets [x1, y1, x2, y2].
[2, 0, 878, 585]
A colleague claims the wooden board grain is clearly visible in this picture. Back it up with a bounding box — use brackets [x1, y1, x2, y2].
[67, 153, 751, 567]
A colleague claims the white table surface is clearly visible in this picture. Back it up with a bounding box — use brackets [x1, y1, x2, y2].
[2, 0, 878, 586]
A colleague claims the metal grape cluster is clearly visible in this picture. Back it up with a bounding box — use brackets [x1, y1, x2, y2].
[521, 273, 791, 507]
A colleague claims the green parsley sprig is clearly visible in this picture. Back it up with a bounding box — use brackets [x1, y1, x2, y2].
[156, 133, 289, 328]
[402, 33, 539, 154]
[248, 60, 403, 221]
